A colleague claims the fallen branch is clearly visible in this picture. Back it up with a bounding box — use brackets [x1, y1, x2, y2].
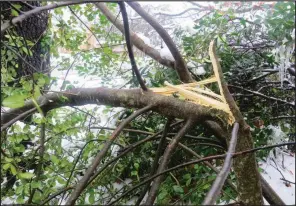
[203, 122, 239, 205]
[2, 87, 227, 129]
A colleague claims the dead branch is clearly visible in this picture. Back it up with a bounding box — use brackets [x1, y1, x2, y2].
[66, 105, 153, 205]
[229, 85, 294, 107]
[203, 122, 239, 205]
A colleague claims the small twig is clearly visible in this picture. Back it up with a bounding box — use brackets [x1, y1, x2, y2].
[203, 122, 239, 205]
[66, 105, 153, 205]
[280, 178, 295, 185]
[68, 6, 113, 63]
[228, 84, 295, 107]
[118, 2, 148, 91]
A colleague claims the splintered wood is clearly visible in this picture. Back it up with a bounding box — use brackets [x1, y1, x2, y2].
[151, 42, 235, 125]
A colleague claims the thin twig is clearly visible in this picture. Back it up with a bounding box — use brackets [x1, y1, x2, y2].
[203, 122, 239, 205]
[66, 105, 153, 205]
[228, 84, 294, 107]
[118, 2, 148, 91]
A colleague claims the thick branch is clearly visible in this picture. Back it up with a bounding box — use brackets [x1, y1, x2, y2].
[66, 105, 153, 205]
[203, 122, 239, 205]
[118, 2, 148, 91]
[209, 41, 263, 204]
[1, 88, 227, 128]
[127, 2, 194, 83]
[145, 119, 195, 205]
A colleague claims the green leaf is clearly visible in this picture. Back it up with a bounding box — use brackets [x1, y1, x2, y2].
[4, 157, 14, 163]
[173, 185, 184, 194]
[240, 18, 246, 27]
[51, 155, 59, 164]
[10, 165, 17, 175]
[11, 9, 19, 17]
[16, 195, 25, 204]
[89, 193, 95, 204]
[2, 94, 28, 108]
[18, 172, 34, 179]
[31, 181, 41, 189]
[3, 163, 11, 170]
[158, 190, 168, 200]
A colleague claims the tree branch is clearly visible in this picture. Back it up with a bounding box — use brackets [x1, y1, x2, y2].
[127, 2, 194, 83]
[145, 119, 195, 205]
[66, 105, 153, 205]
[203, 122, 239, 205]
[118, 2, 148, 91]
[2, 87, 227, 129]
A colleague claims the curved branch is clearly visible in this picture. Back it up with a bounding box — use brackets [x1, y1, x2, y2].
[66, 105, 153, 205]
[127, 2, 194, 83]
[118, 2, 148, 91]
[203, 122, 239, 205]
